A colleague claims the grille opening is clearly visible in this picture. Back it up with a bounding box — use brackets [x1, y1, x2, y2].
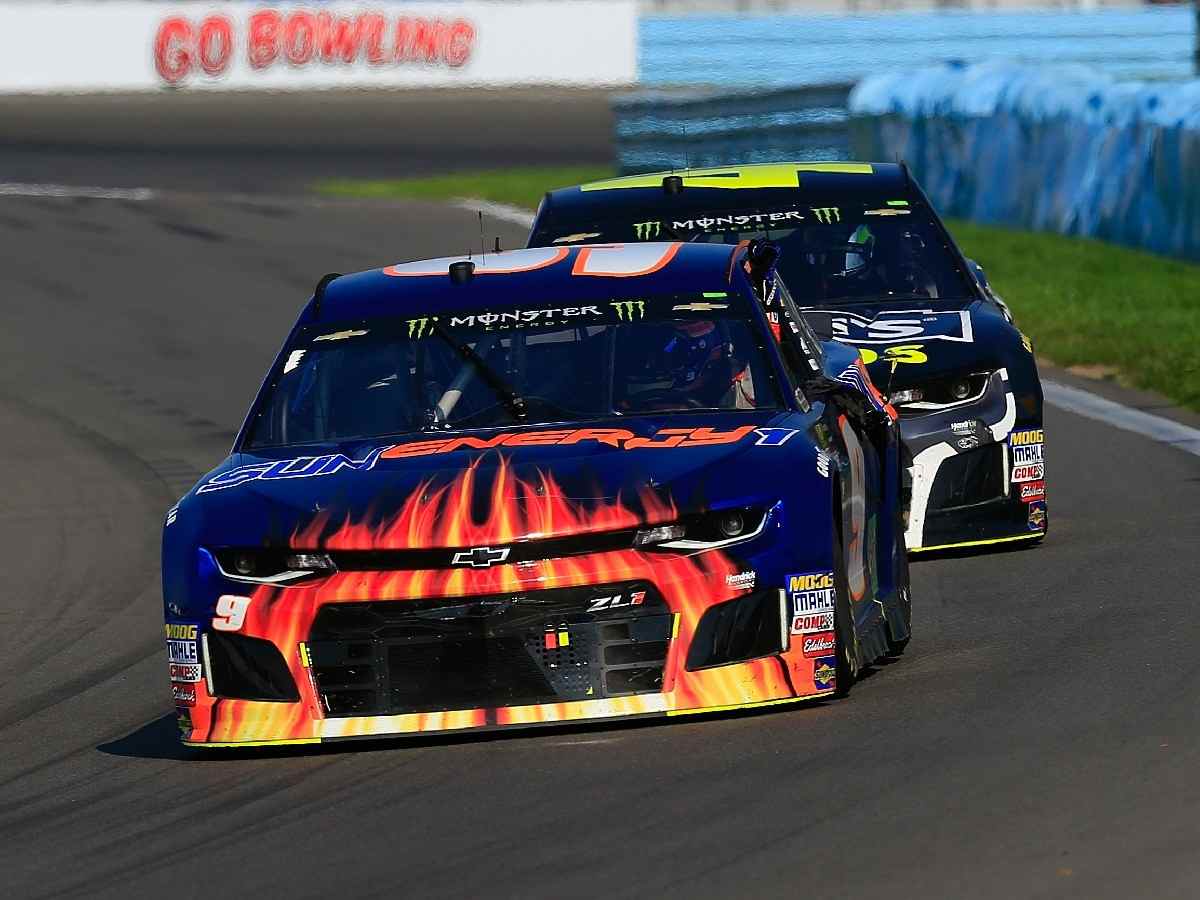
[928, 443, 1006, 511]
[309, 583, 672, 716]
[604, 641, 669, 666]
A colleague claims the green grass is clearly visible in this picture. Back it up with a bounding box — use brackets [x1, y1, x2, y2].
[947, 219, 1200, 411]
[315, 166, 612, 209]
[316, 169, 1200, 411]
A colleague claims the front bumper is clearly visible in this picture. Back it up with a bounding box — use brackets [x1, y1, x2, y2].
[900, 368, 1047, 552]
[170, 548, 836, 748]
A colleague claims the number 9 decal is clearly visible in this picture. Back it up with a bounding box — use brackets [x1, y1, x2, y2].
[213, 594, 251, 632]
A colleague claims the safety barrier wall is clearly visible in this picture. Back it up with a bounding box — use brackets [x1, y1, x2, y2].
[848, 61, 1200, 260]
[0, 1, 637, 92]
[614, 83, 853, 173]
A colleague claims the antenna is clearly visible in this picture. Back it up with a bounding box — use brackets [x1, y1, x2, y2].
[478, 210, 486, 265]
[682, 121, 691, 171]
[311, 272, 342, 318]
[494, 236, 502, 253]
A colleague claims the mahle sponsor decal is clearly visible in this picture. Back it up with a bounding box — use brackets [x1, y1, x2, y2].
[789, 571, 836, 620]
[167, 639, 199, 666]
[1009, 429, 1045, 483]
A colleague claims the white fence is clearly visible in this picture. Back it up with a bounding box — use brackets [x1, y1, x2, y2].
[0, 1, 637, 92]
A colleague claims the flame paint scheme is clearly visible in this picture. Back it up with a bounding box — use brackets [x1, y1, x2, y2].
[528, 162, 1047, 553]
[163, 242, 911, 748]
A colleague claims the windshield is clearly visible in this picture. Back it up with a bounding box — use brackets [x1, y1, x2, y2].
[534, 199, 975, 305]
[244, 292, 783, 449]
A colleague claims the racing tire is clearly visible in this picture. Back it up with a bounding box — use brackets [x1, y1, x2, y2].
[886, 504, 912, 657]
[831, 480, 860, 699]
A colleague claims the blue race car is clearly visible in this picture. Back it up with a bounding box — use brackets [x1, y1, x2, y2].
[528, 163, 1047, 553]
[162, 241, 910, 748]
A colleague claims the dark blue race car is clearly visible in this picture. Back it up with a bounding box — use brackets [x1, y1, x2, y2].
[162, 241, 910, 748]
[528, 163, 1047, 553]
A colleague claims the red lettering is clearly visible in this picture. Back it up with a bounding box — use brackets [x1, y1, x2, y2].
[444, 19, 475, 68]
[437, 434, 511, 453]
[197, 16, 233, 77]
[318, 13, 367, 64]
[362, 14, 387, 65]
[677, 426, 757, 447]
[558, 429, 635, 448]
[624, 428, 692, 450]
[380, 440, 452, 459]
[410, 19, 442, 63]
[248, 11, 281, 70]
[502, 430, 575, 447]
[154, 17, 192, 85]
[284, 12, 317, 66]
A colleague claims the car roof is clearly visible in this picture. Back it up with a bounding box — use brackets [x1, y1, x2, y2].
[539, 161, 910, 220]
[314, 242, 742, 321]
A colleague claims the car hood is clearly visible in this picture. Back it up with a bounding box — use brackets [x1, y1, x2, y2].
[805, 297, 1021, 387]
[183, 412, 812, 548]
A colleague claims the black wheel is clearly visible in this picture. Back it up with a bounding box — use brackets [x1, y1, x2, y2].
[887, 507, 912, 656]
[831, 489, 860, 698]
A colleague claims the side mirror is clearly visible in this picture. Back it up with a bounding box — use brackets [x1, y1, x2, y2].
[966, 258, 989, 290]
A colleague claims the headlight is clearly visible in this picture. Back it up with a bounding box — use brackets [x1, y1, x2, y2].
[890, 372, 991, 410]
[212, 548, 336, 584]
[635, 506, 768, 551]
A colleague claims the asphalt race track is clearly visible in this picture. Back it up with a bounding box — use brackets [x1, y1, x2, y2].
[3, 148, 1200, 900]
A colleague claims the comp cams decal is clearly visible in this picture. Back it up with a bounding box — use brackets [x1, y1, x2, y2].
[1009, 428, 1044, 483]
[830, 310, 974, 345]
[165, 623, 202, 683]
[788, 572, 836, 635]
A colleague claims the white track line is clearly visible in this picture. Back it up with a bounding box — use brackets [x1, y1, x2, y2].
[1044, 379, 1200, 458]
[453, 198, 534, 229]
[0, 182, 155, 201]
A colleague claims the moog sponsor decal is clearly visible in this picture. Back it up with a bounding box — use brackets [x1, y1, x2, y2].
[789, 572, 836, 634]
[1009, 428, 1044, 483]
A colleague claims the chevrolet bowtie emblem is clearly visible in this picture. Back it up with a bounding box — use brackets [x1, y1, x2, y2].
[451, 546, 511, 568]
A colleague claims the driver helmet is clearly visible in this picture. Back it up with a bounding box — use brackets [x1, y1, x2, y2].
[843, 224, 876, 277]
[661, 320, 726, 388]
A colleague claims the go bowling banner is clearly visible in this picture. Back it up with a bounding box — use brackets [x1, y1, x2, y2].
[0, 1, 637, 92]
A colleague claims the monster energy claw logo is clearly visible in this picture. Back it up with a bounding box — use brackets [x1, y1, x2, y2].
[407, 317, 433, 338]
[811, 207, 840, 224]
[633, 221, 662, 240]
[611, 300, 646, 321]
